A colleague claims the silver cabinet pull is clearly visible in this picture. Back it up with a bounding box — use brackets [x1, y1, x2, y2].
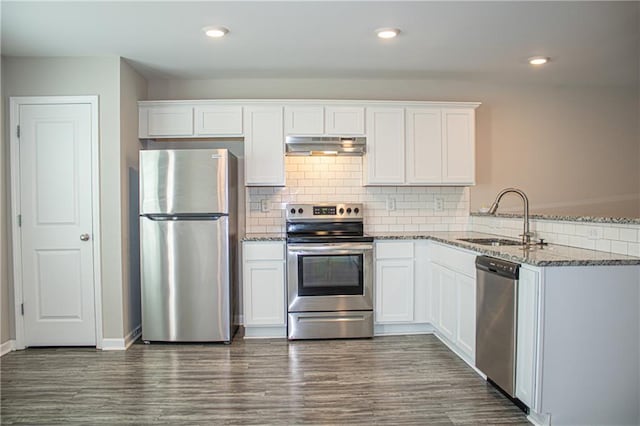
[80, 233, 90, 241]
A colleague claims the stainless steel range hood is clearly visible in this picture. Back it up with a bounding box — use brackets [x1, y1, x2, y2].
[285, 136, 366, 156]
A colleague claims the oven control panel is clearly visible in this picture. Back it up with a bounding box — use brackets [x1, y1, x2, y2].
[286, 203, 363, 221]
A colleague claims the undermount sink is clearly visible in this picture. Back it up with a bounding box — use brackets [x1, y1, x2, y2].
[457, 237, 524, 247]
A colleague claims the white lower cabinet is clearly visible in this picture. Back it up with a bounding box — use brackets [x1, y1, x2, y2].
[435, 263, 457, 341]
[242, 241, 286, 338]
[455, 273, 476, 357]
[428, 242, 477, 362]
[515, 265, 539, 411]
[375, 241, 415, 324]
[376, 259, 414, 323]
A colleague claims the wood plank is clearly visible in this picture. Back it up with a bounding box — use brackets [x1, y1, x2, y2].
[0, 334, 529, 424]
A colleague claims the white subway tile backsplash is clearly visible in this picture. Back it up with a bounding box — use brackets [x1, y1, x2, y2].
[627, 243, 640, 257]
[603, 227, 619, 240]
[470, 215, 640, 257]
[246, 156, 469, 234]
[619, 228, 639, 242]
[610, 241, 629, 255]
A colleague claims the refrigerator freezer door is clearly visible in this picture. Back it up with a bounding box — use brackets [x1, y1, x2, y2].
[140, 215, 231, 341]
[140, 149, 229, 215]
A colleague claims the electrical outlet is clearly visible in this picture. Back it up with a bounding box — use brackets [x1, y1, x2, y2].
[434, 197, 445, 213]
[260, 199, 270, 213]
[586, 227, 600, 240]
[387, 196, 396, 211]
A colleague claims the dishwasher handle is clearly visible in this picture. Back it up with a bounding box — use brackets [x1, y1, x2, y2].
[476, 255, 520, 280]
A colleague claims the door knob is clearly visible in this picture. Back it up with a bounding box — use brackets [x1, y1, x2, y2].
[80, 233, 90, 241]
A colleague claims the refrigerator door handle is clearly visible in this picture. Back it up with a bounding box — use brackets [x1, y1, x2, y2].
[143, 214, 227, 221]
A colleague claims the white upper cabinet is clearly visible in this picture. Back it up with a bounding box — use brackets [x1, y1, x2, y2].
[138, 100, 477, 186]
[325, 106, 365, 135]
[139, 103, 243, 138]
[442, 108, 475, 184]
[406, 108, 443, 184]
[244, 106, 285, 186]
[284, 106, 324, 135]
[194, 105, 243, 136]
[140, 105, 194, 138]
[365, 104, 478, 186]
[365, 107, 405, 185]
[285, 105, 365, 136]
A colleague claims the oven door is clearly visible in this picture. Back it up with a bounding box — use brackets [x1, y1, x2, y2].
[287, 242, 373, 312]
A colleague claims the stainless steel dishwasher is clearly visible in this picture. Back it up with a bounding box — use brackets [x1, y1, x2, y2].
[475, 255, 520, 399]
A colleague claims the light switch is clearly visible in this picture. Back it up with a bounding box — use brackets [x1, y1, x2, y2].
[260, 199, 270, 213]
[435, 197, 445, 213]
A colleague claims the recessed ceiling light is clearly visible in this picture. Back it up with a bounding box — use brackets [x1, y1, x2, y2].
[528, 56, 550, 66]
[376, 28, 400, 39]
[203, 26, 229, 38]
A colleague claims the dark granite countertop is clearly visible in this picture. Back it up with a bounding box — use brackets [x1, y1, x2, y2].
[371, 231, 640, 267]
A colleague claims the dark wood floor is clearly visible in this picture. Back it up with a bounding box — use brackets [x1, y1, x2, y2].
[1, 334, 529, 425]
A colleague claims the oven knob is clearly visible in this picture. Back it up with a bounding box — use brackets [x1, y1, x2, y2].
[290, 208, 296, 214]
[298, 208, 304, 214]
[354, 207, 359, 214]
[339, 208, 344, 215]
[346, 208, 352, 214]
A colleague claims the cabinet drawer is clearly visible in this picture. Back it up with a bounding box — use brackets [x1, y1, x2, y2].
[430, 242, 476, 277]
[376, 241, 414, 259]
[243, 241, 285, 261]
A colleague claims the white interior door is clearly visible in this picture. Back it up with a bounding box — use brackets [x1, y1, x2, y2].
[19, 102, 96, 346]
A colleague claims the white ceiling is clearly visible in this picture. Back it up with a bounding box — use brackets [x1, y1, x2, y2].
[2, 1, 638, 86]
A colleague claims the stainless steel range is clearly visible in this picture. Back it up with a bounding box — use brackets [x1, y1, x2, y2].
[286, 203, 374, 340]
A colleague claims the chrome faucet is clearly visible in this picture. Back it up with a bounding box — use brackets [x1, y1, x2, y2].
[487, 188, 533, 246]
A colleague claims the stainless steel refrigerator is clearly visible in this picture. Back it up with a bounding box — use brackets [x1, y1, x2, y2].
[139, 149, 238, 343]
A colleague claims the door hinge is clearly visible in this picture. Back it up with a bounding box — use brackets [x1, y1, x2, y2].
[17, 214, 22, 227]
[21, 303, 24, 316]
[16, 125, 20, 138]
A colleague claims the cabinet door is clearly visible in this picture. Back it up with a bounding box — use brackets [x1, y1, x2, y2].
[243, 260, 285, 326]
[406, 108, 443, 184]
[429, 263, 442, 329]
[194, 105, 243, 136]
[456, 273, 476, 360]
[142, 105, 194, 137]
[375, 259, 414, 323]
[365, 108, 405, 185]
[325, 106, 365, 135]
[516, 267, 540, 410]
[244, 106, 285, 186]
[442, 108, 475, 185]
[438, 264, 458, 342]
[284, 106, 324, 135]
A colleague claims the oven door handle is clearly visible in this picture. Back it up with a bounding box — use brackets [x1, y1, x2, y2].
[287, 243, 373, 253]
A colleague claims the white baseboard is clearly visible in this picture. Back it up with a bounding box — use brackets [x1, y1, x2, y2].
[243, 326, 287, 339]
[102, 324, 142, 351]
[527, 411, 551, 426]
[374, 323, 434, 336]
[0, 339, 15, 357]
[101, 337, 126, 351]
[125, 324, 142, 349]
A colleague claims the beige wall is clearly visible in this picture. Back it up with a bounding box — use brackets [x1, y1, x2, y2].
[119, 59, 147, 337]
[148, 77, 640, 218]
[1, 56, 126, 340]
